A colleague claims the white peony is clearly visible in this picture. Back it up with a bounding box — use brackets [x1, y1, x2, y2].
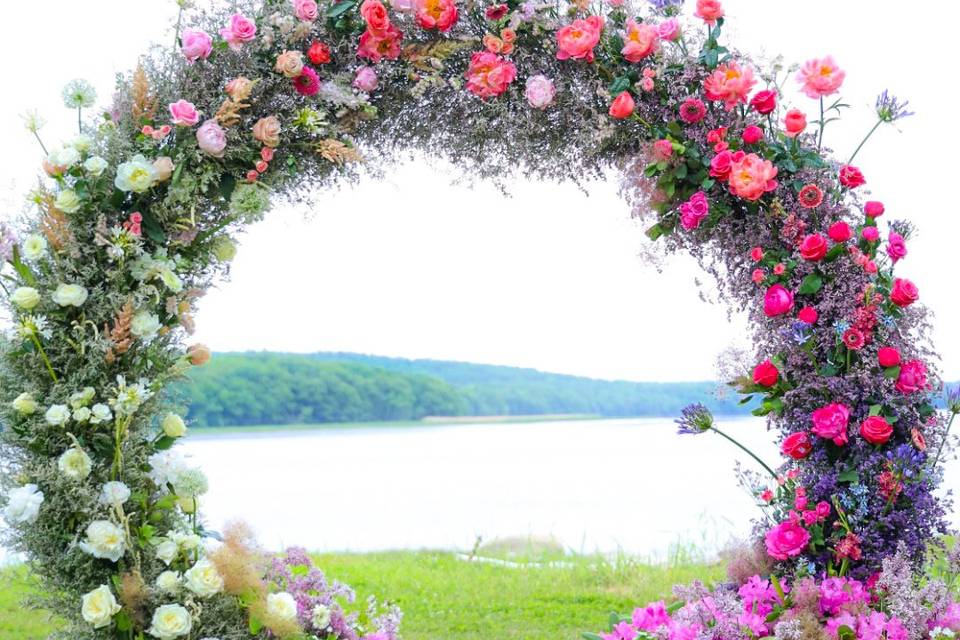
[45, 404, 71, 426]
[79, 520, 126, 562]
[55, 189, 82, 214]
[184, 558, 224, 597]
[115, 155, 159, 193]
[90, 403, 113, 424]
[155, 571, 181, 594]
[3, 484, 44, 524]
[52, 283, 89, 307]
[312, 604, 332, 629]
[155, 538, 179, 565]
[22, 234, 48, 260]
[147, 603, 193, 639]
[162, 413, 187, 438]
[130, 311, 162, 339]
[10, 287, 40, 310]
[266, 592, 298, 623]
[11, 392, 38, 415]
[84, 155, 108, 176]
[81, 584, 121, 629]
[58, 447, 91, 480]
[99, 481, 131, 507]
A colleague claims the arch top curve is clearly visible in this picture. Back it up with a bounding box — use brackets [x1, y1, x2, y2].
[0, 0, 951, 638]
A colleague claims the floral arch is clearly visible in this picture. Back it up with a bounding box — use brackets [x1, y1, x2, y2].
[1, 0, 956, 638]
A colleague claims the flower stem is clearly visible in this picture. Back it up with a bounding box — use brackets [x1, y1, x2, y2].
[77, 107, 82, 135]
[30, 335, 58, 383]
[817, 97, 825, 151]
[931, 412, 957, 470]
[172, 3, 184, 56]
[847, 119, 883, 165]
[710, 424, 778, 479]
[32, 132, 48, 156]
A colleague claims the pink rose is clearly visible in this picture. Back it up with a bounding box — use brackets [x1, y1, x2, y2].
[750, 89, 777, 115]
[783, 109, 807, 137]
[353, 66, 379, 92]
[839, 165, 866, 188]
[890, 278, 918, 307]
[181, 29, 213, 63]
[525, 75, 556, 110]
[864, 201, 885, 218]
[887, 232, 907, 263]
[828, 222, 852, 243]
[878, 347, 901, 368]
[169, 100, 200, 127]
[709, 149, 740, 181]
[781, 432, 812, 460]
[220, 14, 258, 51]
[294, 0, 319, 22]
[862, 226, 880, 242]
[609, 91, 635, 119]
[555, 16, 604, 62]
[679, 191, 709, 230]
[621, 20, 659, 63]
[742, 125, 763, 145]
[656, 18, 681, 42]
[765, 521, 810, 560]
[763, 284, 793, 317]
[860, 416, 893, 445]
[798, 306, 818, 324]
[196, 119, 227, 158]
[694, 0, 724, 25]
[895, 360, 927, 394]
[811, 402, 850, 446]
[652, 139, 673, 161]
[796, 56, 845, 99]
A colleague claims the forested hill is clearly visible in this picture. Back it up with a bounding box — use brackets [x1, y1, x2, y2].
[177, 352, 752, 428]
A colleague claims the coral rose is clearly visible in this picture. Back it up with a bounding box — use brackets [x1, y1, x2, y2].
[890, 278, 918, 307]
[811, 402, 850, 446]
[763, 284, 793, 317]
[622, 20, 659, 63]
[308, 41, 332, 65]
[703, 61, 756, 110]
[728, 152, 778, 201]
[609, 91, 635, 119]
[556, 16, 604, 62]
[783, 109, 807, 137]
[694, 0, 724, 25]
[252, 116, 281, 148]
[464, 52, 517, 99]
[361, 0, 392, 35]
[765, 521, 810, 560]
[860, 416, 893, 445]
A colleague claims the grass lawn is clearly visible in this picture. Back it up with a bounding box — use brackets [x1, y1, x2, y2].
[0, 550, 722, 640]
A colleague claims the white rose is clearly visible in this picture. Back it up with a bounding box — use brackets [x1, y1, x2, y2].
[10, 287, 41, 310]
[52, 283, 89, 307]
[3, 483, 44, 524]
[147, 604, 193, 640]
[58, 447, 92, 480]
[131, 311, 161, 339]
[170, 531, 201, 550]
[184, 558, 224, 597]
[45, 404, 71, 426]
[55, 189, 82, 214]
[155, 571, 181, 594]
[12, 392, 38, 415]
[73, 406, 92, 422]
[81, 584, 121, 629]
[266, 592, 298, 623]
[90, 403, 113, 424]
[155, 538, 179, 565]
[312, 604, 332, 629]
[22, 234, 48, 261]
[99, 481, 131, 507]
[72, 134, 93, 153]
[79, 520, 126, 562]
[48, 146, 80, 168]
[159, 269, 183, 293]
[162, 413, 187, 438]
[84, 155, 109, 176]
[70, 387, 96, 409]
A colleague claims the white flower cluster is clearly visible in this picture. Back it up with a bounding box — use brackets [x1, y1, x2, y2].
[41, 386, 112, 428]
[131, 249, 184, 293]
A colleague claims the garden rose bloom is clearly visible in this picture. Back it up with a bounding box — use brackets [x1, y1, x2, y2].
[838, 165, 865, 188]
[864, 201, 884, 217]
[609, 91, 635, 119]
[679, 191, 709, 230]
[622, 20, 659, 63]
[828, 221, 852, 242]
[148, 604, 192, 639]
[556, 16, 604, 62]
[154, 157, 174, 182]
[357, 25, 403, 62]
[750, 247, 764, 262]
[188, 343, 211, 366]
[293, 66, 321, 95]
[275, 51, 305, 78]
[652, 139, 673, 161]
[750, 89, 776, 114]
[196, 119, 227, 157]
[465, 52, 517, 99]
[860, 416, 893, 445]
[895, 360, 927, 393]
[878, 347, 901, 368]
[861, 226, 879, 242]
[220, 14, 258, 51]
[797, 184, 823, 209]
[811, 402, 850, 446]
[415, 0, 458, 32]
[525, 75, 556, 109]
[742, 125, 763, 145]
[169, 100, 200, 126]
[353, 66, 379, 92]
[694, 0, 724, 25]
[797, 56, 845, 99]
[752, 269, 764, 284]
[709, 149, 739, 180]
[225, 77, 253, 101]
[753, 360, 779, 387]
[781, 432, 813, 460]
[798, 306, 818, 324]
[799, 233, 827, 261]
[765, 521, 810, 560]
[887, 232, 907, 263]
[763, 284, 793, 317]
[657, 18, 681, 41]
[890, 278, 918, 307]
[728, 153, 778, 201]
[294, 0, 319, 22]
[703, 61, 756, 110]
[308, 41, 332, 65]
[361, 0, 392, 34]
[181, 29, 212, 63]
[783, 109, 807, 137]
[679, 98, 707, 123]
[81, 585, 121, 629]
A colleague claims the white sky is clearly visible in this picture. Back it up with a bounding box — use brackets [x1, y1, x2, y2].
[1, 0, 958, 383]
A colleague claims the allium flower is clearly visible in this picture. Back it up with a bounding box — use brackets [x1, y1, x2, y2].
[875, 90, 914, 123]
[20, 110, 46, 134]
[62, 79, 97, 109]
[676, 403, 714, 434]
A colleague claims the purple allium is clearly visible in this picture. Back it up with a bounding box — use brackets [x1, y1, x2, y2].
[875, 90, 915, 123]
[676, 403, 714, 435]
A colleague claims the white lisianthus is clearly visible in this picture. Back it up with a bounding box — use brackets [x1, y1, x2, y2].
[114, 155, 159, 193]
[98, 481, 131, 507]
[22, 234, 48, 260]
[155, 571, 181, 594]
[170, 531, 201, 550]
[80, 584, 121, 629]
[79, 520, 126, 562]
[90, 403, 113, 424]
[155, 538, 179, 565]
[147, 604, 193, 640]
[130, 311, 162, 339]
[10, 287, 41, 310]
[58, 447, 92, 480]
[3, 484, 44, 524]
[266, 592, 298, 623]
[45, 404, 71, 426]
[47, 145, 81, 168]
[184, 558, 224, 597]
[312, 604, 332, 629]
[12, 392, 38, 415]
[162, 413, 187, 438]
[84, 155, 108, 176]
[55, 190, 82, 214]
[52, 283, 89, 307]
[71, 134, 93, 153]
[73, 406, 92, 423]
[70, 387, 96, 409]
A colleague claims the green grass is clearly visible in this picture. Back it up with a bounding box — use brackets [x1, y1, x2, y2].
[0, 550, 722, 640]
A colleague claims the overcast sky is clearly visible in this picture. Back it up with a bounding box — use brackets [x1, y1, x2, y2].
[1, 0, 957, 382]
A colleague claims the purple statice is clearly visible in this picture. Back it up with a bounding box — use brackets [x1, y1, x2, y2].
[648, 0, 684, 8]
[876, 91, 915, 123]
[0, 222, 15, 262]
[676, 403, 714, 435]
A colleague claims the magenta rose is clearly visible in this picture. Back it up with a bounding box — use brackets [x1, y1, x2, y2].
[811, 402, 850, 446]
[895, 360, 927, 394]
[890, 278, 918, 307]
[181, 29, 213, 63]
[763, 284, 794, 317]
[196, 119, 227, 158]
[886, 232, 907, 263]
[765, 521, 810, 560]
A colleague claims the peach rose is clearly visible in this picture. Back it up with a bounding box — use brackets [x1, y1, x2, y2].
[728, 152, 778, 201]
[555, 16, 604, 62]
[252, 116, 281, 148]
[274, 51, 305, 79]
[187, 344, 211, 366]
[153, 157, 175, 182]
[783, 109, 807, 138]
[225, 77, 254, 101]
[694, 0, 724, 25]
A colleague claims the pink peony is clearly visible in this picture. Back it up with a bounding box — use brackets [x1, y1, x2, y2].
[220, 14, 258, 51]
[765, 521, 810, 560]
[415, 0, 459, 32]
[196, 119, 227, 158]
[555, 16, 604, 62]
[293, 66, 321, 96]
[887, 232, 907, 262]
[811, 402, 850, 446]
[797, 56, 845, 99]
[763, 284, 793, 317]
[353, 66, 379, 92]
[679, 191, 709, 230]
[525, 75, 556, 110]
[694, 0, 724, 25]
[679, 98, 707, 123]
[656, 19, 681, 42]
[294, 0, 319, 22]
[728, 152, 778, 201]
[169, 100, 200, 127]
[703, 61, 756, 110]
[357, 25, 404, 62]
[181, 29, 213, 63]
[895, 360, 927, 394]
[621, 20, 659, 63]
[464, 52, 517, 99]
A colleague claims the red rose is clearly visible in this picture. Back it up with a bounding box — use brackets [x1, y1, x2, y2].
[742, 125, 763, 145]
[878, 346, 901, 368]
[860, 416, 893, 446]
[609, 91, 635, 119]
[750, 89, 777, 115]
[781, 431, 813, 460]
[709, 149, 742, 181]
[798, 306, 818, 324]
[799, 233, 828, 261]
[838, 165, 866, 188]
[750, 247, 764, 262]
[864, 201, 885, 218]
[827, 221, 852, 243]
[485, 3, 509, 19]
[307, 40, 331, 65]
[753, 359, 779, 387]
[890, 278, 918, 307]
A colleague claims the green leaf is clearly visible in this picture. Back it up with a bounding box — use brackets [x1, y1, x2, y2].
[645, 223, 664, 241]
[219, 173, 237, 201]
[738, 394, 754, 405]
[326, 0, 356, 18]
[583, 634, 604, 640]
[798, 273, 823, 295]
[10, 246, 36, 286]
[819, 364, 839, 377]
[674, 164, 688, 180]
[869, 404, 883, 417]
[115, 610, 132, 632]
[838, 469, 859, 484]
[883, 366, 901, 380]
[838, 625, 856, 640]
[141, 210, 167, 245]
[824, 244, 845, 263]
[155, 435, 177, 451]
[608, 76, 631, 95]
